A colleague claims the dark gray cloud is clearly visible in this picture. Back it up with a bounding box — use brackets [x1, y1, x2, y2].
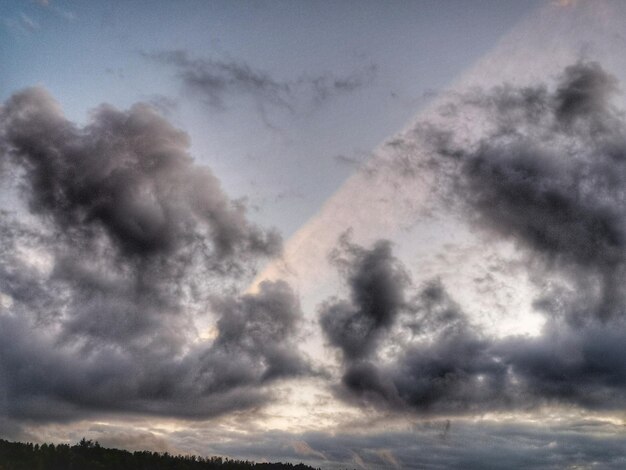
[320, 235, 410, 361]
[554, 61, 619, 126]
[425, 62, 626, 323]
[145, 50, 376, 113]
[0, 280, 308, 422]
[459, 63, 626, 320]
[0, 88, 309, 422]
[321, 63, 626, 415]
[320, 254, 507, 413]
[210, 280, 311, 383]
[0, 86, 282, 354]
[322, 242, 626, 414]
[0, 215, 59, 320]
[1, 87, 280, 263]
[437, 64, 624, 251]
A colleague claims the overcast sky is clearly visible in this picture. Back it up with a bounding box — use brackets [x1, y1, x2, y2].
[3, 1, 626, 469]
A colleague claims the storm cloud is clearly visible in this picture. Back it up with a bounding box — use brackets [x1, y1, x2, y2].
[1, 87, 280, 263]
[0, 280, 308, 422]
[0, 88, 309, 422]
[320, 235, 410, 361]
[321, 63, 626, 414]
[321, 240, 626, 414]
[435, 62, 626, 324]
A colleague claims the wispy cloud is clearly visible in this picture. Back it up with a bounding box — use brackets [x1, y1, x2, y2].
[35, 0, 77, 22]
[143, 50, 376, 117]
[19, 13, 39, 31]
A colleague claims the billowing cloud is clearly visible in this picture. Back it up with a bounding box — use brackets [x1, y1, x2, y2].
[320, 235, 410, 361]
[0, 279, 308, 422]
[320, 63, 626, 415]
[321, 242, 626, 414]
[210, 280, 311, 384]
[1, 87, 280, 264]
[0, 88, 310, 423]
[422, 62, 626, 323]
[321, 63, 626, 414]
[320, 248, 502, 413]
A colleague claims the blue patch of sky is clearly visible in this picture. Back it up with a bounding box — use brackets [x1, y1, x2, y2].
[1, 0, 543, 237]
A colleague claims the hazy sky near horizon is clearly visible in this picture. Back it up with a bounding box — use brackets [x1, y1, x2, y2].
[3, 1, 626, 469]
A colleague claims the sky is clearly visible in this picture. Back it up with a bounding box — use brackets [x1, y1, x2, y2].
[2, 0, 626, 468]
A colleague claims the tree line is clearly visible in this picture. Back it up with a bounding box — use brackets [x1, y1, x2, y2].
[0, 438, 321, 470]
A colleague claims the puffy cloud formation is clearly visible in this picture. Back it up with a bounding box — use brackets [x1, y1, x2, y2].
[322, 239, 626, 413]
[0, 88, 308, 423]
[320, 235, 410, 361]
[321, 63, 626, 414]
[0, 280, 308, 422]
[1, 87, 280, 263]
[429, 62, 626, 323]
